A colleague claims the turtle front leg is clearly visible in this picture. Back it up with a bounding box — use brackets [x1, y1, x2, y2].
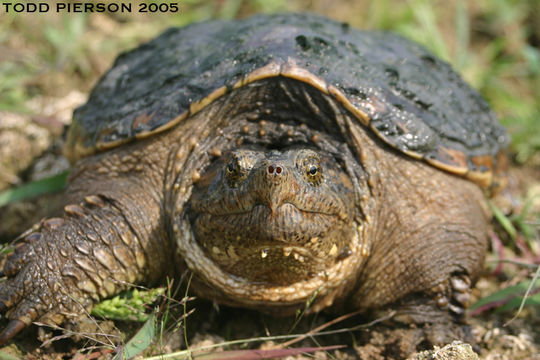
[355, 272, 476, 359]
[0, 185, 169, 344]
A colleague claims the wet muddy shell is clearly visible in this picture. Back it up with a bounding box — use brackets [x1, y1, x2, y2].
[67, 13, 508, 189]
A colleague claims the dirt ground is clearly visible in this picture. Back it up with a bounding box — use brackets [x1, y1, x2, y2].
[0, 2, 539, 359]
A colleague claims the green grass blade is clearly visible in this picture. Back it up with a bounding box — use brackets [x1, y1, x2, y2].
[0, 171, 69, 207]
[115, 314, 156, 360]
[503, 264, 540, 324]
[454, 0, 470, 72]
[91, 288, 165, 322]
[470, 278, 540, 313]
[488, 200, 517, 240]
[0, 350, 22, 360]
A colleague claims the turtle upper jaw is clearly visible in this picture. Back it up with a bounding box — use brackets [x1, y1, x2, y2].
[193, 203, 339, 245]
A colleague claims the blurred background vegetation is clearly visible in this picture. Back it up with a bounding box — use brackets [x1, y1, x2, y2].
[1, 0, 538, 162]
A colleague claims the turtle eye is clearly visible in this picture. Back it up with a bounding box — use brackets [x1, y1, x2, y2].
[303, 159, 323, 185]
[224, 156, 245, 188]
[225, 150, 262, 188]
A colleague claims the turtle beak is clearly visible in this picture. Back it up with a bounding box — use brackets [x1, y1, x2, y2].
[252, 160, 296, 214]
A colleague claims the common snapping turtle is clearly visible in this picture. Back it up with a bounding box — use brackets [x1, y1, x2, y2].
[0, 13, 507, 353]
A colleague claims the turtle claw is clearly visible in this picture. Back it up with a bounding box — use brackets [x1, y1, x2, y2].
[2, 246, 28, 278]
[0, 275, 34, 347]
[0, 222, 102, 345]
[0, 280, 22, 316]
[0, 199, 147, 345]
[0, 271, 55, 347]
[2, 233, 39, 279]
[0, 319, 26, 346]
[0, 234, 50, 345]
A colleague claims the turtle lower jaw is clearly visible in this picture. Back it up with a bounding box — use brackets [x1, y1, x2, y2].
[198, 241, 346, 286]
[195, 237, 333, 285]
[219, 244, 327, 285]
[190, 203, 355, 285]
[174, 217, 365, 312]
[193, 210, 352, 285]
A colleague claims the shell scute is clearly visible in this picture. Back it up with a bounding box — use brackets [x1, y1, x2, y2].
[68, 13, 507, 189]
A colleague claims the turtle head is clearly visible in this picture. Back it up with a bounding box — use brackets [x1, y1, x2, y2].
[189, 147, 357, 285]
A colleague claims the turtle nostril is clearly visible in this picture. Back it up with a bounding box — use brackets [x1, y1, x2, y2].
[267, 164, 284, 176]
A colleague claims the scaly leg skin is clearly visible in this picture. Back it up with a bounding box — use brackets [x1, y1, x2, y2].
[0, 190, 168, 345]
[355, 273, 475, 360]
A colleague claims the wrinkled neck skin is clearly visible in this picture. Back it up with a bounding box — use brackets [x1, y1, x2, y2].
[166, 79, 375, 314]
